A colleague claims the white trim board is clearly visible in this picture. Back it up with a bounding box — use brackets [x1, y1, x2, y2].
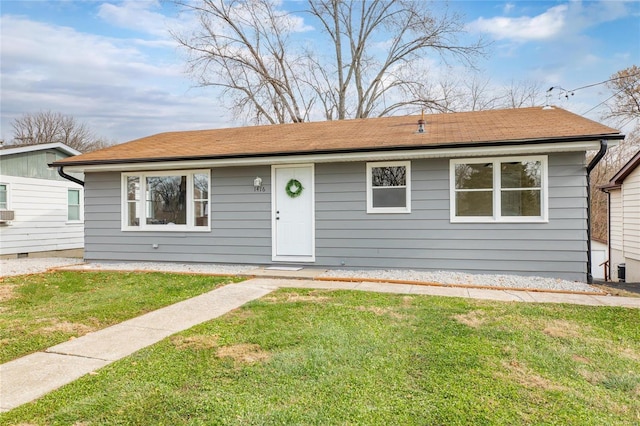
[62, 140, 615, 173]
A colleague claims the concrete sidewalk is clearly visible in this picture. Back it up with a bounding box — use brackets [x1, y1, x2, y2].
[2, 277, 640, 413]
[0, 280, 278, 412]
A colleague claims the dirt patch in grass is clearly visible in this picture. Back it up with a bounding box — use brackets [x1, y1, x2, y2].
[354, 305, 407, 320]
[578, 368, 605, 384]
[0, 284, 17, 303]
[226, 309, 255, 322]
[500, 360, 567, 391]
[571, 354, 592, 364]
[170, 335, 219, 350]
[454, 310, 487, 328]
[542, 319, 584, 339]
[216, 343, 270, 365]
[621, 347, 640, 361]
[39, 321, 95, 335]
[264, 291, 332, 304]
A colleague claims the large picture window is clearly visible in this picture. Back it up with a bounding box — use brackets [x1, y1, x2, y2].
[450, 156, 547, 222]
[367, 161, 411, 213]
[122, 170, 210, 231]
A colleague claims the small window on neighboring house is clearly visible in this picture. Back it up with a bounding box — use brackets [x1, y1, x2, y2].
[450, 156, 548, 222]
[367, 161, 411, 213]
[0, 184, 8, 209]
[68, 189, 81, 221]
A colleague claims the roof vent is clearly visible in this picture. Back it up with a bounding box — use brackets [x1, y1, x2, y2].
[416, 110, 426, 133]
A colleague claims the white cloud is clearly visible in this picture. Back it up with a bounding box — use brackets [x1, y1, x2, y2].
[0, 14, 230, 143]
[467, 1, 632, 43]
[98, 0, 173, 38]
[468, 4, 568, 41]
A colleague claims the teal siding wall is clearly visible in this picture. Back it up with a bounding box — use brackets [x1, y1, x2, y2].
[0, 150, 82, 181]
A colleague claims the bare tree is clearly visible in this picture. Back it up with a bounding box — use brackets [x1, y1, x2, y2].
[9, 111, 110, 153]
[604, 65, 640, 126]
[434, 73, 503, 112]
[462, 75, 501, 111]
[499, 79, 544, 109]
[173, 0, 486, 124]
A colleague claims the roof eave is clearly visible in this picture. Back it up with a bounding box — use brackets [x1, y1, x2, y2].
[607, 149, 640, 185]
[52, 133, 624, 168]
[599, 183, 622, 192]
[1, 142, 82, 157]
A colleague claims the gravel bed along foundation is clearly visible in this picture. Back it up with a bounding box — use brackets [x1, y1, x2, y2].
[1, 258, 599, 293]
[1, 258, 85, 278]
[320, 269, 598, 293]
[0, 259, 255, 278]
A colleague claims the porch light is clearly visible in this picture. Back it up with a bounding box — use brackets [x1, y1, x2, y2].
[254, 176, 263, 189]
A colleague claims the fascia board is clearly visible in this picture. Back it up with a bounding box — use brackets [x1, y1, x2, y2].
[63, 140, 610, 173]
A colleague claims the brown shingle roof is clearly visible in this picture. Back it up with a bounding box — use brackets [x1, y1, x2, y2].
[55, 107, 622, 166]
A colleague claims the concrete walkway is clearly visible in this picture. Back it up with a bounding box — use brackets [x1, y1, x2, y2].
[2, 277, 640, 413]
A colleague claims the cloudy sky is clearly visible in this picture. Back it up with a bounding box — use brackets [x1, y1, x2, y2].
[1, 0, 638, 144]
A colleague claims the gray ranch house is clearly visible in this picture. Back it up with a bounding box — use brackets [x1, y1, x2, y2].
[53, 107, 623, 282]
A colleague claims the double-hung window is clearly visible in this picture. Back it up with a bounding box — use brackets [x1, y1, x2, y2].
[367, 161, 411, 213]
[450, 156, 547, 222]
[68, 189, 81, 221]
[122, 170, 210, 231]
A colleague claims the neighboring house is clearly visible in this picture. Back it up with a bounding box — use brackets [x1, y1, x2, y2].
[53, 107, 623, 281]
[0, 143, 84, 258]
[600, 150, 640, 282]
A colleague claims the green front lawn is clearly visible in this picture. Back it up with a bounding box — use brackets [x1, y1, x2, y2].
[2, 288, 639, 425]
[0, 271, 243, 363]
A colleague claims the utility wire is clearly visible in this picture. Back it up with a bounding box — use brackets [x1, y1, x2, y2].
[618, 116, 638, 130]
[570, 70, 640, 93]
[577, 70, 640, 116]
[581, 89, 625, 115]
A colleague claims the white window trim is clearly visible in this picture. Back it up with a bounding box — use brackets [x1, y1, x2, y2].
[67, 188, 83, 224]
[366, 161, 411, 214]
[121, 169, 211, 232]
[449, 155, 548, 223]
[0, 183, 9, 210]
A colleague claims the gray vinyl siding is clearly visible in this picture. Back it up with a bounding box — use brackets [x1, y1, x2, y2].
[315, 153, 587, 280]
[83, 151, 588, 281]
[84, 166, 272, 264]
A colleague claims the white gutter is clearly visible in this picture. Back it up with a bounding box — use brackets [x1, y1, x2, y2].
[61, 140, 617, 173]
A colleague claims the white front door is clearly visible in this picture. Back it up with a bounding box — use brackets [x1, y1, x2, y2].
[272, 164, 315, 262]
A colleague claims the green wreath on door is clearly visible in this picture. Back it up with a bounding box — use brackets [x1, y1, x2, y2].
[285, 179, 304, 198]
